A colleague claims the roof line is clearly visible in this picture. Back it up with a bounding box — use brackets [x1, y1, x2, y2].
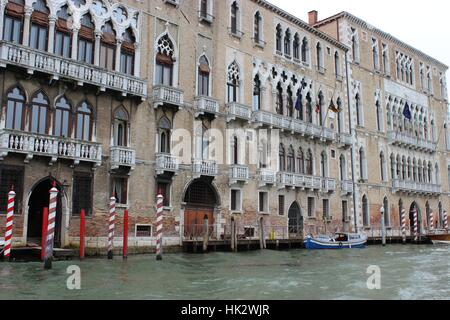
[251, 0, 348, 51]
[314, 11, 448, 70]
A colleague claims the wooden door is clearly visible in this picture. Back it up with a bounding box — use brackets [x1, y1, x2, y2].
[184, 208, 214, 239]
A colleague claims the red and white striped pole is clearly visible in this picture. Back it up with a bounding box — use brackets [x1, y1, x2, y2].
[3, 187, 16, 259]
[429, 210, 434, 232]
[123, 210, 128, 260]
[156, 194, 164, 261]
[44, 182, 59, 269]
[413, 208, 419, 243]
[80, 209, 86, 260]
[107, 194, 116, 260]
[401, 209, 407, 245]
[41, 207, 49, 261]
[443, 210, 448, 232]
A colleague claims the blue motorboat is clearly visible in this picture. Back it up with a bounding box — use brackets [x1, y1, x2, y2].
[304, 233, 367, 249]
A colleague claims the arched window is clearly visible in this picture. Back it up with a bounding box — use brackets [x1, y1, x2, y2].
[355, 93, 362, 126]
[296, 89, 303, 120]
[78, 13, 95, 64]
[306, 149, 313, 175]
[287, 145, 295, 172]
[293, 33, 300, 60]
[230, 1, 240, 34]
[5, 86, 26, 131]
[3, 0, 24, 43]
[198, 55, 210, 96]
[305, 92, 312, 123]
[227, 61, 240, 103]
[320, 152, 327, 178]
[351, 28, 359, 62]
[100, 21, 116, 70]
[232, 135, 239, 165]
[337, 98, 343, 133]
[54, 96, 71, 138]
[55, 5, 72, 58]
[278, 144, 285, 172]
[286, 87, 293, 117]
[372, 39, 379, 70]
[29, 91, 50, 134]
[113, 107, 129, 147]
[76, 101, 92, 141]
[340, 155, 346, 180]
[435, 164, 439, 185]
[158, 117, 171, 154]
[253, 11, 262, 44]
[359, 147, 367, 180]
[284, 29, 291, 57]
[156, 34, 175, 86]
[276, 82, 283, 115]
[30, 0, 49, 51]
[301, 37, 309, 64]
[200, 0, 209, 19]
[253, 74, 261, 111]
[297, 148, 304, 174]
[390, 154, 396, 180]
[275, 24, 283, 53]
[379, 152, 385, 181]
[334, 52, 341, 76]
[376, 100, 383, 131]
[259, 139, 268, 169]
[316, 42, 323, 71]
[362, 195, 369, 227]
[120, 28, 135, 75]
[317, 91, 324, 126]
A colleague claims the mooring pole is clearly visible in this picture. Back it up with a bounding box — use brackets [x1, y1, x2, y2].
[80, 209, 85, 260]
[203, 215, 209, 253]
[413, 208, 419, 244]
[380, 207, 386, 246]
[156, 194, 164, 261]
[44, 182, 59, 270]
[230, 217, 235, 252]
[444, 210, 448, 232]
[259, 217, 265, 250]
[429, 210, 434, 233]
[41, 207, 49, 261]
[3, 187, 16, 260]
[123, 210, 128, 260]
[401, 209, 407, 245]
[108, 195, 116, 260]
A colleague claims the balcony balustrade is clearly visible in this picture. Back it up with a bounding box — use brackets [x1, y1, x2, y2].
[156, 153, 179, 175]
[388, 131, 437, 153]
[0, 129, 102, 166]
[195, 96, 220, 117]
[0, 41, 147, 99]
[192, 159, 218, 177]
[277, 172, 336, 192]
[227, 102, 252, 122]
[153, 85, 184, 109]
[392, 179, 441, 195]
[257, 168, 276, 186]
[110, 146, 136, 170]
[341, 180, 354, 194]
[229, 164, 250, 185]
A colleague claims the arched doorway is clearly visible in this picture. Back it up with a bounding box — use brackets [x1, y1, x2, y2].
[183, 179, 219, 239]
[288, 202, 303, 239]
[409, 202, 421, 234]
[27, 178, 63, 248]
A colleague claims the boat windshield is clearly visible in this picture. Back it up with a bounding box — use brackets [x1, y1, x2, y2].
[334, 234, 348, 241]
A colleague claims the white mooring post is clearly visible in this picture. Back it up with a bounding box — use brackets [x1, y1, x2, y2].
[380, 207, 386, 246]
[156, 194, 164, 261]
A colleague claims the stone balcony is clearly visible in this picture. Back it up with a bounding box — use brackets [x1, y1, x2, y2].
[387, 131, 437, 153]
[277, 172, 336, 193]
[253, 110, 335, 142]
[110, 146, 136, 170]
[392, 179, 441, 196]
[341, 180, 354, 194]
[229, 164, 250, 185]
[155, 153, 179, 175]
[195, 96, 220, 117]
[257, 168, 277, 187]
[153, 85, 184, 109]
[0, 41, 147, 99]
[192, 159, 218, 178]
[227, 102, 252, 122]
[337, 133, 353, 148]
[0, 129, 102, 166]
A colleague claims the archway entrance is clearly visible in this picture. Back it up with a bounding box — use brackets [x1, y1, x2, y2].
[183, 179, 219, 239]
[409, 202, 421, 234]
[288, 202, 303, 239]
[27, 178, 63, 248]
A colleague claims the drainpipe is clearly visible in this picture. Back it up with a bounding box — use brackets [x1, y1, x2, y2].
[345, 52, 359, 233]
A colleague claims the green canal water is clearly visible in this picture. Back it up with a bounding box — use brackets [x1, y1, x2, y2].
[0, 245, 449, 300]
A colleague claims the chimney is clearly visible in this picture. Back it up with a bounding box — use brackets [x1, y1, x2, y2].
[308, 10, 318, 26]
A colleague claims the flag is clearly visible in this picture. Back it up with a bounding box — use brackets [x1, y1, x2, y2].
[403, 102, 412, 120]
[328, 99, 340, 113]
[315, 103, 321, 114]
[295, 96, 302, 111]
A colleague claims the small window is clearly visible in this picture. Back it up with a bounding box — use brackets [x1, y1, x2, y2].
[111, 176, 128, 205]
[0, 166, 24, 215]
[135, 225, 152, 237]
[230, 189, 242, 212]
[259, 191, 268, 213]
[278, 195, 285, 216]
[331, 149, 336, 159]
[244, 227, 255, 238]
[342, 200, 348, 222]
[323, 199, 330, 220]
[307, 197, 315, 218]
[157, 181, 171, 207]
[72, 173, 93, 216]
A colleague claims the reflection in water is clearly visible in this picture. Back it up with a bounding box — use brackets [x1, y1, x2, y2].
[0, 245, 449, 300]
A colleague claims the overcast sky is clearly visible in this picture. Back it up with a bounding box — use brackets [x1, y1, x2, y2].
[269, 0, 450, 80]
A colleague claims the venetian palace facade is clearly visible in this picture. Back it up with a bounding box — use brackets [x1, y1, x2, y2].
[0, 0, 448, 251]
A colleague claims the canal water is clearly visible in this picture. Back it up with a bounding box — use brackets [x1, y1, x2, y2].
[0, 245, 449, 300]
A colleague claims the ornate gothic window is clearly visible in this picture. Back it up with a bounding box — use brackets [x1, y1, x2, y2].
[227, 61, 240, 103]
[287, 145, 295, 173]
[253, 74, 261, 111]
[54, 96, 72, 138]
[120, 28, 135, 75]
[5, 86, 26, 131]
[306, 149, 313, 175]
[276, 24, 282, 53]
[158, 117, 171, 153]
[78, 13, 95, 64]
[279, 144, 285, 172]
[30, 0, 49, 51]
[253, 11, 262, 44]
[284, 29, 291, 57]
[100, 21, 116, 70]
[3, 0, 24, 43]
[29, 90, 50, 134]
[76, 101, 93, 141]
[230, 1, 240, 34]
[156, 34, 175, 86]
[297, 148, 304, 174]
[293, 33, 300, 60]
[198, 55, 210, 96]
[113, 107, 129, 147]
[276, 82, 283, 115]
[301, 37, 309, 64]
[55, 5, 72, 58]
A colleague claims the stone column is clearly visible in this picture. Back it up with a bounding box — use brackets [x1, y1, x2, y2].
[22, 6, 33, 46]
[71, 28, 79, 60]
[94, 31, 102, 66]
[48, 15, 58, 53]
[134, 42, 141, 77]
[115, 39, 122, 72]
